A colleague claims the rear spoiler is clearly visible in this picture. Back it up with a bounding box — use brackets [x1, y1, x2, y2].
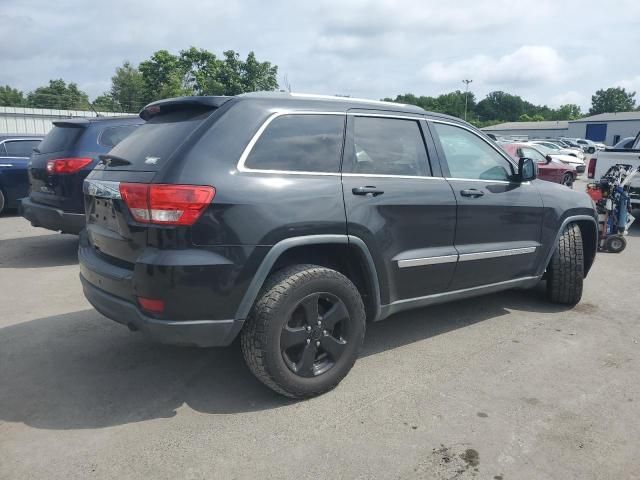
[52, 119, 91, 128]
[140, 96, 232, 120]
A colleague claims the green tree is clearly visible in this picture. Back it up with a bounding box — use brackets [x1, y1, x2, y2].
[137, 48, 279, 102]
[27, 79, 90, 110]
[92, 94, 119, 112]
[385, 91, 476, 119]
[0, 85, 27, 106]
[179, 47, 224, 95]
[476, 91, 528, 122]
[139, 50, 192, 102]
[589, 87, 636, 115]
[240, 51, 279, 93]
[550, 104, 582, 120]
[109, 61, 146, 111]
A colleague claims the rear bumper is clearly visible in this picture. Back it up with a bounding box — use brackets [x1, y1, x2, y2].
[80, 275, 243, 347]
[19, 197, 85, 234]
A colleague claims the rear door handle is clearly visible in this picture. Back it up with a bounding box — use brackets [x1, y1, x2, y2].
[352, 186, 384, 197]
[460, 188, 484, 198]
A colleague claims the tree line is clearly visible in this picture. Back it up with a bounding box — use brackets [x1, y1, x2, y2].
[0, 47, 279, 113]
[0, 46, 637, 126]
[383, 87, 637, 127]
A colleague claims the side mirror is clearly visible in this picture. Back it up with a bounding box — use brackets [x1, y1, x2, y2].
[518, 157, 537, 181]
[545, 154, 553, 164]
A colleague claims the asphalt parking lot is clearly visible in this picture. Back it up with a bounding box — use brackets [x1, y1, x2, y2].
[1, 186, 640, 479]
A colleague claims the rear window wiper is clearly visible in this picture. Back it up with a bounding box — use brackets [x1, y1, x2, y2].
[99, 154, 131, 167]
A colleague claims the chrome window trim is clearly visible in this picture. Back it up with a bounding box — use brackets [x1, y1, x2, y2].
[429, 118, 520, 170]
[236, 110, 436, 178]
[342, 173, 445, 180]
[445, 177, 531, 185]
[83, 179, 122, 199]
[0, 163, 15, 167]
[398, 254, 458, 268]
[458, 246, 537, 262]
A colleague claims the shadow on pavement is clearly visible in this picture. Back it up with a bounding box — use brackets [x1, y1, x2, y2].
[0, 284, 573, 430]
[0, 234, 78, 268]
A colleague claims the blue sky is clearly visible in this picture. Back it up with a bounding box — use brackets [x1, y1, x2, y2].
[1, 0, 639, 110]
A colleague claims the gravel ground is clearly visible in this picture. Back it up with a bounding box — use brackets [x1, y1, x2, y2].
[1, 189, 639, 479]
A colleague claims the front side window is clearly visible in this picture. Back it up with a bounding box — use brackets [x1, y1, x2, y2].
[347, 116, 430, 176]
[432, 123, 515, 181]
[4, 140, 40, 157]
[244, 114, 345, 173]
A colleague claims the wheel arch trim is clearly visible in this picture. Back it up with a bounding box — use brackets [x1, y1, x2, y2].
[234, 235, 381, 322]
[538, 214, 598, 277]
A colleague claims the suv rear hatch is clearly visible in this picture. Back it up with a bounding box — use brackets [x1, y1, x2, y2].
[29, 120, 90, 211]
[83, 97, 230, 266]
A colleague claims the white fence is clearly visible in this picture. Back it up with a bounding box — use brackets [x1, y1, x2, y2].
[0, 106, 128, 135]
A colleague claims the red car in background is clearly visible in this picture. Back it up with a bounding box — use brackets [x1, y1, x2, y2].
[500, 143, 577, 187]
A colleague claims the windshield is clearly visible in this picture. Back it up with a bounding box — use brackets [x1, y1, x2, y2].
[532, 144, 552, 155]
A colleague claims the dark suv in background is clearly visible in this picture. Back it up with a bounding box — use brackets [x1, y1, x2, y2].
[0, 135, 43, 214]
[79, 93, 598, 398]
[20, 116, 143, 234]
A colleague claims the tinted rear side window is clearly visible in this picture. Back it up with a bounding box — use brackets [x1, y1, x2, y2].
[38, 126, 84, 154]
[4, 140, 41, 157]
[244, 114, 345, 173]
[347, 116, 430, 176]
[99, 125, 139, 148]
[106, 109, 212, 170]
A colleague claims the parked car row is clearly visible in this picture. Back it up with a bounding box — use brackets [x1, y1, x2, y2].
[496, 139, 585, 187]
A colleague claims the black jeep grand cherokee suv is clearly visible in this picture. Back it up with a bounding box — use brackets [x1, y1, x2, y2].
[80, 93, 598, 398]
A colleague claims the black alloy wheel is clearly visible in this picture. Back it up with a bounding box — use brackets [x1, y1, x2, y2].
[280, 292, 351, 378]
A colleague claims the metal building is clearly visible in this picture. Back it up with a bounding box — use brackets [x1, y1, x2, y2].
[0, 106, 124, 135]
[566, 112, 640, 145]
[482, 112, 640, 145]
[482, 120, 569, 139]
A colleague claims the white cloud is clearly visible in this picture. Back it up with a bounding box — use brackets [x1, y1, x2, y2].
[616, 76, 640, 95]
[420, 46, 571, 87]
[0, 0, 638, 109]
[550, 91, 588, 108]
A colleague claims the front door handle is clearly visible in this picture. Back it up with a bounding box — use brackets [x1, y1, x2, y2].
[352, 186, 384, 197]
[460, 188, 484, 198]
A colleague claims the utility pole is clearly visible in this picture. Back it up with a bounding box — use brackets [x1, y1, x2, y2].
[462, 79, 473, 121]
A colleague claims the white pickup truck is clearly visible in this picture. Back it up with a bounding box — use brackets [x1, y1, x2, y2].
[589, 131, 640, 208]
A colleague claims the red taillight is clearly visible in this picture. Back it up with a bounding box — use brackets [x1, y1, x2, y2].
[587, 158, 597, 179]
[119, 183, 215, 226]
[46, 157, 93, 174]
[137, 297, 165, 314]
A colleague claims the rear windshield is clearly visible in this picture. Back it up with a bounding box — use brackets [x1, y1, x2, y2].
[106, 109, 212, 170]
[37, 125, 84, 154]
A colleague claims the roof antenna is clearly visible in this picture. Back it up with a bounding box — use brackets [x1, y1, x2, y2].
[88, 101, 102, 117]
[282, 74, 292, 93]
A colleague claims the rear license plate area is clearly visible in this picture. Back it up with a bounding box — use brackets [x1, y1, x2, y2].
[90, 197, 120, 232]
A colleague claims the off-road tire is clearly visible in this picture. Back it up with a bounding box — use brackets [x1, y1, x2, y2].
[241, 264, 366, 398]
[546, 223, 584, 305]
